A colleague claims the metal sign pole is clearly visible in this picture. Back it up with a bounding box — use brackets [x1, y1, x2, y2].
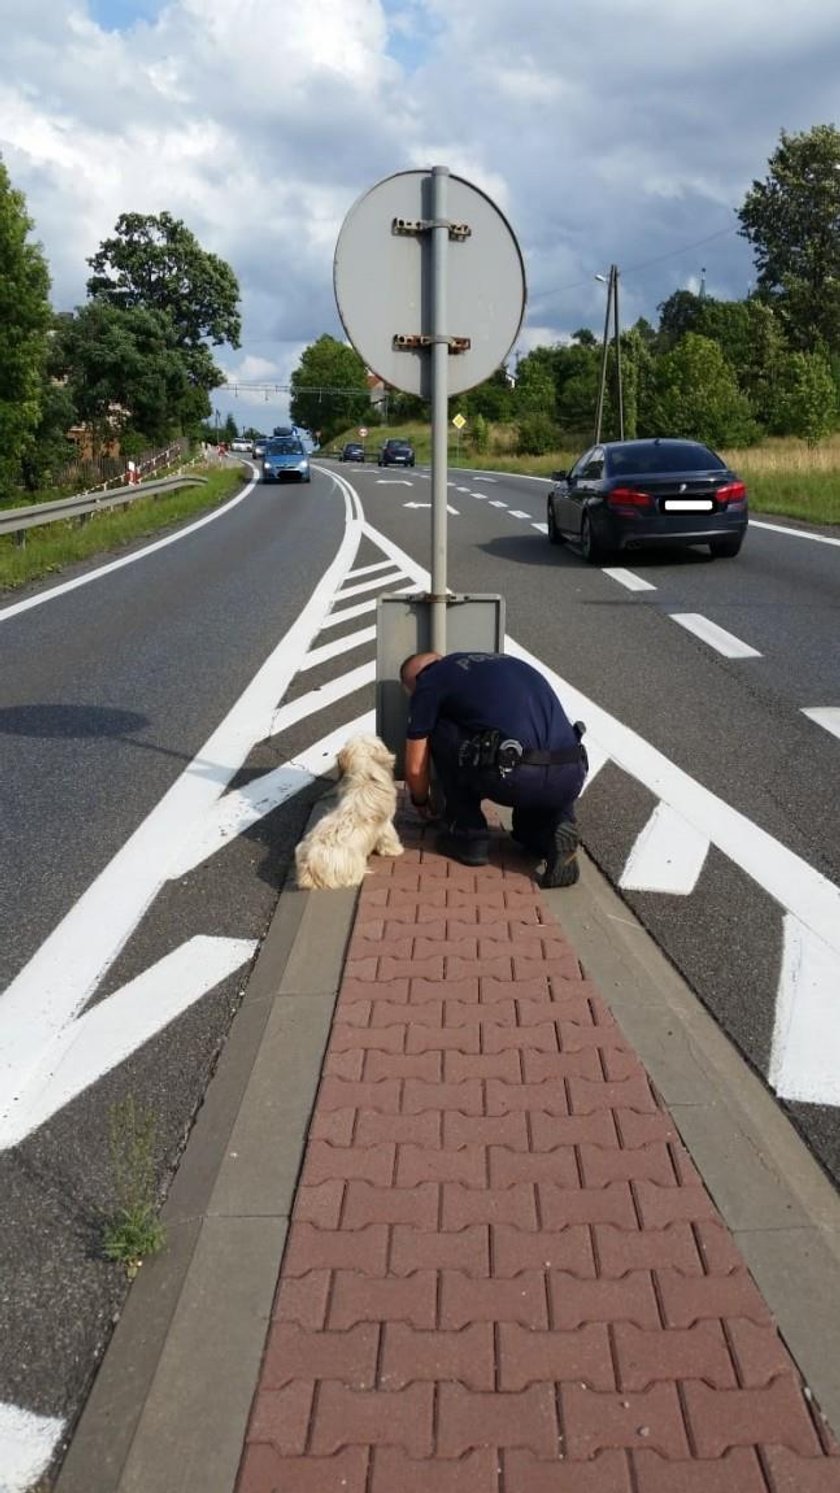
[430, 165, 449, 654]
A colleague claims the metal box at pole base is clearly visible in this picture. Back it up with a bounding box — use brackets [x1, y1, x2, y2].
[376, 593, 506, 777]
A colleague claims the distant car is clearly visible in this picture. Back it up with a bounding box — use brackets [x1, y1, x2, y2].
[251, 435, 268, 458]
[546, 438, 748, 562]
[262, 437, 311, 484]
[378, 438, 415, 468]
[230, 437, 251, 453]
[341, 442, 365, 462]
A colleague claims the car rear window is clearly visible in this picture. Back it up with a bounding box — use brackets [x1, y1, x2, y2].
[607, 442, 725, 476]
[268, 440, 303, 454]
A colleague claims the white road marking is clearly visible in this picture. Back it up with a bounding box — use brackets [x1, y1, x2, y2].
[602, 567, 657, 593]
[376, 479, 413, 486]
[0, 1402, 64, 1493]
[801, 707, 840, 741]
[268, 662, 375, 738]
[578, 741, 610, 793]
[455, 486, 471, 492]
[669, 613, 761, 659]
[751, 518, 840, 549]
[508, 510, 530, 519]
[335, 569, 405, 600]
[0, 483, 361, 1141]
[470, 492, 490, 500]
[403, 502, 460, 514]
[1, 938, 257, 1150]
[173, 712, 376, 876]
[532, 522, 548, 534]
[321, 597, 377, 626]
[360, 514, 840, 1104]
[769, 916, 840, 1104]
[299, 625, 376, 672]
[488, 500, 508, 509]
[0, 472, 259, 625]
[345, 559, 396, 579]
[620, 804, 710, 894]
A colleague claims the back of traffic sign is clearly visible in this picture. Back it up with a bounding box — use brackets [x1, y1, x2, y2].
[334, 169, 526, 399]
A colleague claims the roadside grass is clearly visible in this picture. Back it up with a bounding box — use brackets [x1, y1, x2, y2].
[0, 465, 248, 592]
[101, 1096, 165, 1279]
[329, 422, 840, 524]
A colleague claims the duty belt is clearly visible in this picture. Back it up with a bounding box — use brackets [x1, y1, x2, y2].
[459, 724, 587, 778]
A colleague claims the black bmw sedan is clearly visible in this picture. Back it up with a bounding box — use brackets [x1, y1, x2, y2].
[546, 438, 748, 562]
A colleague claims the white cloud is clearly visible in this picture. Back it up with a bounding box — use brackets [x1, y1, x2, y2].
[3, 0, 840, 405]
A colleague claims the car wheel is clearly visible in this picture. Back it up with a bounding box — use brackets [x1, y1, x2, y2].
[547, 500, 565, 546]
[709, 535, 743, 558]
[580, 511, 604, 564]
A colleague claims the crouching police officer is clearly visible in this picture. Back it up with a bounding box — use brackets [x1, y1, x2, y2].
[400, 650, 587, 888]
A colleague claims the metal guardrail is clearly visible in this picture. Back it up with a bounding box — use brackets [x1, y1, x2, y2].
[0, 473, 209, 546]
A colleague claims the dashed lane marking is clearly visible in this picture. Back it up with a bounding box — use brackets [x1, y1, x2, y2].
[602, 567, 657, 593]
[508, 510, 531, 519]
[488, 500, 508, 509]
[532, 522, 548, 534]
[669, 612, 762, 659]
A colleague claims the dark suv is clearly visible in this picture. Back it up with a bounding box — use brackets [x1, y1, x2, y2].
[378, 439, 415, 468]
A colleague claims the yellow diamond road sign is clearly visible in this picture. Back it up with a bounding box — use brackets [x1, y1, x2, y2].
[452, 414, 467, 430]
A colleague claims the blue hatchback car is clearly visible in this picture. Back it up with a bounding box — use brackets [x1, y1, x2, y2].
[262, 437, 311, 484]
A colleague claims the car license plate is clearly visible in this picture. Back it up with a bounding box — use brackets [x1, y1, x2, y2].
[664, 499, 713, 511]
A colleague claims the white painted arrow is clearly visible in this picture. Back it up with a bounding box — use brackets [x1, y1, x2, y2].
[0, 938, 257, 1151]
[0, 1402, 65, 1493]
[404, 501, 460, 515]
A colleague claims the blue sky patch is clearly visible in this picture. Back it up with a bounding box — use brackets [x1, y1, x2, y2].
[382, 0, 442, 74]
[88, 0, 162, 31]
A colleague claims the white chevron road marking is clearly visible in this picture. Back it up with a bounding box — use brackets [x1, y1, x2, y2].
[620, 803, 711, 895]
[0, 1402, 65, 1493]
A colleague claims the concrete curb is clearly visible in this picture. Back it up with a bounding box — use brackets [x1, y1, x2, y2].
[55, 855, 358, 1493]
[56, 834, 840, 1491]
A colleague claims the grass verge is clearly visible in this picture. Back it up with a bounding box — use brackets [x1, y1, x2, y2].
[0, 464, 248, 593]
[101, 1096, 166, 1280]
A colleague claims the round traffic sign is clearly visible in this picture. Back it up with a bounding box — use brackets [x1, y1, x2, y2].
[334, 170, 526, 398]
[358, 426, 368, 437]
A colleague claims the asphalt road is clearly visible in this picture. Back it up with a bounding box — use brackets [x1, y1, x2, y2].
[1, 453, 838, 1488]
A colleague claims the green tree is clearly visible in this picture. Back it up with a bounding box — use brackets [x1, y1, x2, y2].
[289, 335, 370, 440]
[649, 333, 757, 446]
[0, 157, 52, 498]
[55, 301, 194, 448]
[513, 352, 556, 418]
[223, 412, 238, 442]
[20, 380, 77, 491]
[738, 124, 840, 353]
[87, 211, 240, 404]
[772, 349, 837, 442]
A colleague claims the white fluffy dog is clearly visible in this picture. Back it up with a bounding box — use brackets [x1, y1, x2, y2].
[295, 733, 403, 889]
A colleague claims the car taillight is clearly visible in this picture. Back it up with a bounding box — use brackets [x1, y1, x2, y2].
[716, 481, 747, 505]
[607, 487, 653, 509]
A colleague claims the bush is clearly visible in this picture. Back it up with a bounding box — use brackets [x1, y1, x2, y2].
[516, 413, 561, 455]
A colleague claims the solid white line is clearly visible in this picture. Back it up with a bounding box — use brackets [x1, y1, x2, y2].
[0, 485, 361, 1138]
[2, 938, 257, 1149]
[488, 500, 508, 509]
[335, 570, 405, 600]
[620, 803, 710, 894]
[0, 470, 258, 624]
[801, 707, 840, 741]
[0, 1402, 65, 1493]
[299, 625, 376, 672]
[532, 522, 548, 534]
[669, 613, 761, 659]
[750, 518, 840, 549]
[345, 559, 395, 579]
[173, 711, 376, 875]
[268, 662, 375, 738]
[602, 567, 657, 593]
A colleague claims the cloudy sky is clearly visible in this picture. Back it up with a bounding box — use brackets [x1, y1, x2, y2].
[2, 0, 839, 434]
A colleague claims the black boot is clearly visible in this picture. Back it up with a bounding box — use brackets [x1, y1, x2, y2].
[540, 821, 580, 888]
[436, 827, 490, 867]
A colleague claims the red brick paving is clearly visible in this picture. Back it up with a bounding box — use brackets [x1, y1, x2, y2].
[237, 811, 840, 1492]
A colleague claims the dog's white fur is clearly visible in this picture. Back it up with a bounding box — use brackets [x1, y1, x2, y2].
[295, 733, 403, 889]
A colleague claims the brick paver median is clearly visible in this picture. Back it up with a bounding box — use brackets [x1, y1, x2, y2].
[237, 810, 840, 1492]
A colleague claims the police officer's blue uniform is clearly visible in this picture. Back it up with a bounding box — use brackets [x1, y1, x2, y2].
[406, 653, 587, 880]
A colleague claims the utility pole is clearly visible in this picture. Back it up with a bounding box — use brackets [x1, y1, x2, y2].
[594, 265, 624, 443]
